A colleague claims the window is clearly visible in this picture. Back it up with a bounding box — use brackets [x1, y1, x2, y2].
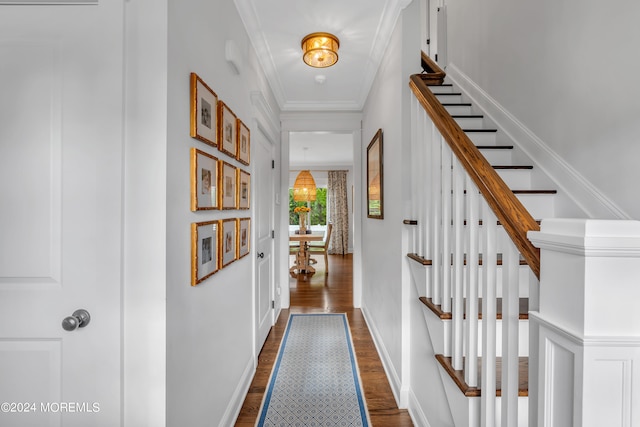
[289, 188, 327, 225]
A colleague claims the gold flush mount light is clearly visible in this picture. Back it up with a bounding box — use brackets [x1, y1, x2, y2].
[301, 32, 340, 68]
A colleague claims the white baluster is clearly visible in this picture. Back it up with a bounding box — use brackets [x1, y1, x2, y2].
[431, 130, 442, 305]
[441, 145, 452, 315]
[481, 201, 497, 427]
[451, 157, 465, 370]
[465, 177, 480, 387]
[501, 231, 521, 426]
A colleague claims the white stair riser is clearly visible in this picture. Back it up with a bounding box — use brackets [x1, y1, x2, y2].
[444, 104, 473, 115]
[435, 93, 463, 103]
[453, 116, 485, 129]
[515, 193, 555, 218]
[424, 311, 529, 357]
[479, 149, 514, 164]
[470, 319, 529, 357]
[465, 131, 497, 145]
[430, 85, 455, 94]
[495, 397, 529, 427]
[495, 169, 532, 188]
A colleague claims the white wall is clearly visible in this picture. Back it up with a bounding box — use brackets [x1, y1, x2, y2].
[361, 0, 413, 405]
[445, 0, 640, 220]
[123, 1, 168, 425]
[165, 0, 278, 425]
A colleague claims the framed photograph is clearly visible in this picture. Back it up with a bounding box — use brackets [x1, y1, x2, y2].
[191, 220, 219, 286]
[237, 119, 250, 165]
[218, 101, 238, 158]
[190, 148, 219, 211]
[220, 218, 238, 267]
[220, 161, 238, 209]
[238, 217, 250, 259]
[238, 170, 250, 209]
[367, 128, 384, 219]
[190, 73, 218, 147]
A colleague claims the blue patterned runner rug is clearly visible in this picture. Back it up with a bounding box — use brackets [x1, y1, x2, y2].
[256, 313, 370, 426]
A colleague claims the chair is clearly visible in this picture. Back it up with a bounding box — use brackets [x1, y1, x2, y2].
[307, 223, 332, 274]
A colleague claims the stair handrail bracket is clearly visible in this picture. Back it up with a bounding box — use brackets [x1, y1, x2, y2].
[409, 74, 541, 278]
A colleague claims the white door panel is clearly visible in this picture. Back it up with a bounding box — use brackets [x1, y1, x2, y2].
[0, 3, 123, 426]
[255, 131, 274, 354]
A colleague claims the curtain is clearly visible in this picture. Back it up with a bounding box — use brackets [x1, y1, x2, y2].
[327, 171, 349, 255]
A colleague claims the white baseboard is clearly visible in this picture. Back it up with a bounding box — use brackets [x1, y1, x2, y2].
[446, 63, 630, 220]
[221, 356, 256, 427]
[361, 305, 403, 406]
[407, 389, 432, 427]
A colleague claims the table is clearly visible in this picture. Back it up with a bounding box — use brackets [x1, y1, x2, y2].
[289, 233, 324, 274]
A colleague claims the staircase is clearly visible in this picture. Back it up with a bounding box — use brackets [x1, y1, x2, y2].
[405, 58, 575, 426]
[405, 54, 640, 427]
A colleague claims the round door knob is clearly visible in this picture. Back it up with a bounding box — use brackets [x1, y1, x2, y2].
[257, 252, 264, 259]
[62, 309, 91, 332]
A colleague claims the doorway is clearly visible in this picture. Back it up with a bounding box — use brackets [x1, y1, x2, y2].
[279, 113, 363, 308]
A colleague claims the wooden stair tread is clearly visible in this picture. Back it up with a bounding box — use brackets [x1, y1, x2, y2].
[463, 129, 497, 133]
[407, 253, 432, 265]
[419, 296, 529, 320]
[435, 355, 528, 397]
[442, 102, 472, 106]
[451, 114, 483, 118]
[406, 252, 531, 267]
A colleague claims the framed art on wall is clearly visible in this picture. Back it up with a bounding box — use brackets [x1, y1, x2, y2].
[218, 101, 238, 158]
[190, 148, 219, 211]
[367, 128, 384, 219]
[220, 218, 238, 268]
[189, 73, 218, 147]
[191, 220, 219, 286]
[237, 119, 250, 165]
[220, 161, 237, 209]
[238, 217, 250, 259]
[238, 170, 250, 209]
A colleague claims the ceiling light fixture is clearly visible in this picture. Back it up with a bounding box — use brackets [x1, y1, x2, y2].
[301, 32, 340, 68]
[293, 170, 317, 201]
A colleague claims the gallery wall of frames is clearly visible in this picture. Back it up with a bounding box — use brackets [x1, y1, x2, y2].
[189, 72, 252, 286]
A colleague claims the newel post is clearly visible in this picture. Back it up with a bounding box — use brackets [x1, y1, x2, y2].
[527, 219, 640, 427]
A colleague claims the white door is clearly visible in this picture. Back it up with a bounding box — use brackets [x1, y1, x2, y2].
[254, 130, 274, 354]
[0, 3, 123, 426]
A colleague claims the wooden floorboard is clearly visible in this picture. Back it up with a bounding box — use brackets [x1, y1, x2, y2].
[234, 254, 413, 426]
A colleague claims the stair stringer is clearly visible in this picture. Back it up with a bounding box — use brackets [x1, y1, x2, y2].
[435, 365, 480, 427]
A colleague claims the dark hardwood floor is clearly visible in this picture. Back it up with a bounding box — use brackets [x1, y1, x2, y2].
[235, 254, 413, 426]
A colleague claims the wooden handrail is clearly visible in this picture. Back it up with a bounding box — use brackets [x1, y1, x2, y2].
[409, 73, 541, 279]
[420, 51, 446, 85]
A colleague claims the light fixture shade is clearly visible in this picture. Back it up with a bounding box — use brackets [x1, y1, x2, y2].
[301, 32, 339, 68]
[293, 170, 317, 201]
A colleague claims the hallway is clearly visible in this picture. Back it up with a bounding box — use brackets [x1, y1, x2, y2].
[235, 254, 413, 426]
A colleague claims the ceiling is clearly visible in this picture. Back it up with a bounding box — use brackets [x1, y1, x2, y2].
[235, 0, 411, 112]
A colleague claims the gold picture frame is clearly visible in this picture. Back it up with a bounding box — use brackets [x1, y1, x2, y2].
[367, 129, 384, 219]
[220, 218, 238, 268]
[190, 148, 219, 211]
[238, 217, 250, 259]
[220, 161, 238, 209]
[238, 169, 250, 210]
[189, 73, 218, 147]
[191, 220, 220, 286]
[237, 119, 250, 165]
[218, 101, 238, 158]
